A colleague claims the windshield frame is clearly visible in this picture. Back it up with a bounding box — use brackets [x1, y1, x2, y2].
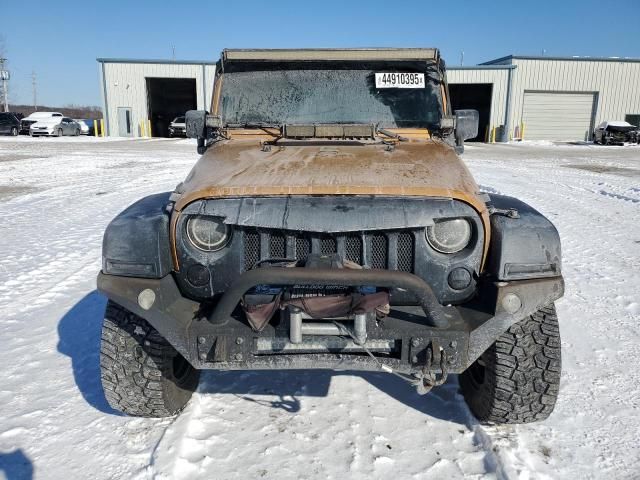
[212, 59, 446, 130]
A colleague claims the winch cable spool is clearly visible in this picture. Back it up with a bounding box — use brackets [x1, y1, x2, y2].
[331, 321, 448, 395]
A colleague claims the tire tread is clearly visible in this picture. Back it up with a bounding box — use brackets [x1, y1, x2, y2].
[100, 301, 199, 417]
[461, 304, 561, 424]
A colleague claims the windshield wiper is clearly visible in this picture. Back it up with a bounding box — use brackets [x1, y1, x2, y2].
[376, 128, 409, 142]
[225, 122, 282, 130]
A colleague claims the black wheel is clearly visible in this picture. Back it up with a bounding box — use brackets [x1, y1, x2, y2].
[100, 301, 200, 417]
[11, 127, 18, 136]
[75, 128, 80, 136]
[460, 304, 561, 424]
[57, 128, 63, 137]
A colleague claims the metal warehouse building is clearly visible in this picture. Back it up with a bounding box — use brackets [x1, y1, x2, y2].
[98, 54, 640, 141]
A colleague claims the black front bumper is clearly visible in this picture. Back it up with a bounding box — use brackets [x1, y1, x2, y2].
[97, 269, 563, 374]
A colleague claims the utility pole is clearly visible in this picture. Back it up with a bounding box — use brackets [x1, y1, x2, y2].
[0, 57, 8, 112]
[31, 71, 37, 111]
[172, 45, 176, 60]
[460, 51, 464, 67]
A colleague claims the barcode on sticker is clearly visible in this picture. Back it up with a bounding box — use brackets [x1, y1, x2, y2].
[375, 72, 425, 89]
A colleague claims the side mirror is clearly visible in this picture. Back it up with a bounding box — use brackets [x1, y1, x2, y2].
[185, 110, 223, 154]
[454, 109, 479, 152]
[185, 110, 207, 139]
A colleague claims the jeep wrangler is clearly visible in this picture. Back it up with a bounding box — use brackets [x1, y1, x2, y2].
[98, 48, 563, 423]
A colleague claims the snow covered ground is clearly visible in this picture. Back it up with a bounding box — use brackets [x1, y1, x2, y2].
[0, 137, 638, 480]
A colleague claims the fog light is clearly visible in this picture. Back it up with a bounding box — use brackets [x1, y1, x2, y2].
[138, 289, 156, 310]
[448, 268, 472, 290]
[501, 293, 522, 314]
[187, 264, 210, 287]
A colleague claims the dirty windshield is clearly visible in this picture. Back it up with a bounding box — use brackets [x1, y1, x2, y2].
[219, 62, 443, 129]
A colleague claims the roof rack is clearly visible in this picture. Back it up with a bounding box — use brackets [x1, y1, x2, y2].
[222, 48, 439, 63]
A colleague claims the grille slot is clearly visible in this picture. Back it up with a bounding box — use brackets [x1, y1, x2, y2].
[397, 233, 415, 272]
[345, 235, 363, 264]
[295, 237, 311, 260]
[269, 233, 286, 259]
[243, 231, 261, 271]
[320, 237, 337, 254]
[241, 229, 414, 272]
[370, 234, 388, 269]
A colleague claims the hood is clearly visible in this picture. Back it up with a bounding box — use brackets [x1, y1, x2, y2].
[175, 139, 486, 215]
[604, 121, 637, 132]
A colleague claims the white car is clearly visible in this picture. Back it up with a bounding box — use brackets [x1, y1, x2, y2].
[20, 111, 63, 134]
[74, 119, 91, 135]
[168, 116, 186, 137]
[30, 117, 81, 137]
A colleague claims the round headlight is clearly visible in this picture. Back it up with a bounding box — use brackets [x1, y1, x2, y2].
[186, 216, 230, 252]
[426, 218, 472, 254]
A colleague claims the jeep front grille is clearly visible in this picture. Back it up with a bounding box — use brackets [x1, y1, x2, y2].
[241, 229, 415, 272]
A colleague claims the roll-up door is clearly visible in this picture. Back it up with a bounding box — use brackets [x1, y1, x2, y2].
[522, 92, 596, 141]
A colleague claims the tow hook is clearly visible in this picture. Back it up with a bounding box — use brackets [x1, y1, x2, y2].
[413, 340, 449, 395]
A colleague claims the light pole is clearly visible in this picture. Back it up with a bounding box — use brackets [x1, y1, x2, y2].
[31, 71, 37, 111]
[0, 57, 9, 112]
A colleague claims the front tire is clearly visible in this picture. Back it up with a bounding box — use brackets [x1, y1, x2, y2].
[11, 127, 18, 136]
[100, 301, 200, 417]
[460, 304, 561, 424]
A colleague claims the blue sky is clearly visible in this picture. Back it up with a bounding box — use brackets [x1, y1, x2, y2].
[2, 0, 639, 106]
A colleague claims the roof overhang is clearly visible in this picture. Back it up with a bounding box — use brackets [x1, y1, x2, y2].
[222, 48, 439, 63]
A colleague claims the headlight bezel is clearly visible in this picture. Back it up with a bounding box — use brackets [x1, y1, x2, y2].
[185, 215, 231, 252]
[426, 217, 473, 254]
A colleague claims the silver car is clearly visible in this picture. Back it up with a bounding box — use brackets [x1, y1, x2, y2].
[30, 117, 82, 137]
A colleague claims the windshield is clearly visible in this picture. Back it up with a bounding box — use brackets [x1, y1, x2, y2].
[218, 61, 443, 129]
[174, 117, 185, 123]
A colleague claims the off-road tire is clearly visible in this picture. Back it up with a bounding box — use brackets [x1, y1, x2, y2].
[460, 304, 561, 424]
[100, 300, 200, 417]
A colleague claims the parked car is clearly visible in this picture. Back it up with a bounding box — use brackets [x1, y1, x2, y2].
[20, 111, 63, 134]
[74, 119, 91, 135]
[0, 112, 20, 136]
[30, 117, 81, 137]
[168, 116, 186, 137]
[593, 121, 640, 145]
[97, 48, 564, 425]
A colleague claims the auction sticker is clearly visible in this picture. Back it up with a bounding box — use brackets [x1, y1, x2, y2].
[375, 72, 425, 88]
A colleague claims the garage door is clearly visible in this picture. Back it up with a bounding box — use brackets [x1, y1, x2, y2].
[522, 92, 596, 141]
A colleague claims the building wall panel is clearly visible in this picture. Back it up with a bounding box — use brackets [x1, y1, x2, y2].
[101, 61, 217, 136]
[509, 59, 640, 139]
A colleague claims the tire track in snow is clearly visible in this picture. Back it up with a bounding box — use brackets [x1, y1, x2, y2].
[465, 145, 640, 478]
[149, 374, 504, 479]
